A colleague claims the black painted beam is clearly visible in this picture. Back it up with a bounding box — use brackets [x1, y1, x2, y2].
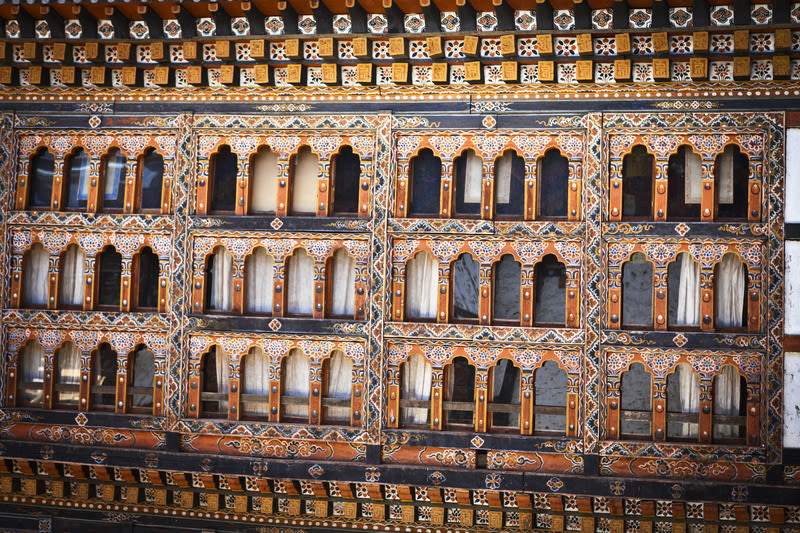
[75, 5, 97, 39]
[347, 0, 368, 33]
[652, 0, 669, 28]
[137, 5, 163, 39]
[211, 3, 231, 37]
[243, 1, 267, 35]
[420, 0, 441, 32]
[692, 0, 709, 27]
[11, 6, 36, 38]
[493, 0, 515, 31]
[40, 6, 65, 39]
[174, 5, 197, 38]
[612, 0, 629, 29]
[457, 0, 477, 32]
[734, 0, 750, 25]
[106, 6, 130, 40]
[574, 0, 592, 29]
[278, 1, 298, 35]
[774, 0, 789, 23]
[311, 0, 333, 34]
[384, 1, 405, 33]
[535, 0, 554, 31]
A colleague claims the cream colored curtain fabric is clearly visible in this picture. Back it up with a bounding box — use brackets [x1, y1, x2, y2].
[242, 347, 269, 415]
[462, 150, 483, 203]
[56, 342, 81, 405]
[60, 244, 85, 306]
[291, 148, 318, 214]
[715, 253, 745, 328]
[330, 249, 355, 316]
[401, 353, 432, 425]
[677, 364, 699, 438]
[23, 243, 48, 306]
[250, 149, 279, 213]
[283, 348, 310, 418]
[495, 152, 513, 205]
[717, 146, 735, 204]
[214, 346, 230, 412]
[325, 350, 352, 421]
[714, 365, 741, 438]
[492, 359, 520, 427]
[676, 253, 701, 326]
[19, 342, 45, 404]
[132, 348, 154, 407]
[287, 249, 314, 315]
[211, 247, 233, 312]
[245, 249, 273, 313]
[405, 252, 438, 320]
[684, 149, 703, 203]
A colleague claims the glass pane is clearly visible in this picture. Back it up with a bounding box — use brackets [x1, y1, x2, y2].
[92, 343, 118, 407]
[495, 151, 525, 218]
[408, 149, 441, 216]
[332, 146, 361, 215]
[538, 150, 568, 218]
[622, 146, 653, 219]
[493, 255, 520, 321]
[534, 255, 566, 326]
[622, 253, 653, 328]
[102, 148, 127, 210]
[454, 150, 482, 217]
[137, 248, 159, 309]
[452, 254, 479, 320]
[97, 248, 122, 307]
[210, 146, 237, 212]
[64, 149, 89, 209]
[140, 149, 164, 210]
[29, 150, 54, 208]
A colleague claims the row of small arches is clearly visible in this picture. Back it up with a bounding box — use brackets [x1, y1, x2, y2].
[24, 146, 166, 213]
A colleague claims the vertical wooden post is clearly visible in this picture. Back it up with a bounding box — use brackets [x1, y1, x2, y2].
[654, 268, 668, 330]
[525, 162, 536, 221]
[567, 168, 581, 221]
[700, 165, 714, 221]
[232, 259, 244, 314]
[747, 161, 760, 222]
[123, 161, 136, 214]
[430, 369, 443, 430]
[479, 267, 491, 325]
[607, 374, 621, 440]
[481, 175, 493, 220]
[236, 160, 248, 216]
[474, 370, 488, 433]
[309, 375, 322, 425]
[520, 371, 534, 435]
[51, 158, 64, 211]
[357, 163, 370, 217]
[42, 355, 54, 409]
[652, 380, 667, 441]
[228, 376, 240, 421]
[273, 264, 286, 317]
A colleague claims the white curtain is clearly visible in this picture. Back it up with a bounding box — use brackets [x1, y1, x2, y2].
[56, 342, 81, 404]
[60, 245, 85, 306]
[717, 146, 735, 204]
[330, 249, 355, 316]
[242, 347, 269, 415]
[245, 249, 273, 313]
[23, 243, 49, 306]
[291, 148, 318, 215]
[213, 346, 230, 412]
[405, 252, 438, 320]
[251, 149, 279, 213]
[495, 152, 513, 205]
[714, 366, 741, 438]
[677, 364, 699, 437]
[676, 253, 700, 326]
[210, 247, 233, 312]
[283, 348, 309, 418]
[287, 249, 314, 315]
[132, 348, 154, 407]
[462, 150, 483, 204]
[684, 149, 703, 203]
[492, 359, 520, 427]
[19, 342, 45, 404]
[325, 350, 352, 421]
[715, 254, 745, 328]
[401, 353, 432, 424]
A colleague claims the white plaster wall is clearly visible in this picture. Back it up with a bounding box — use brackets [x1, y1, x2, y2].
[786, 241, 800, 334]
[786, 129, 800, 223]
[785, 352, 800, 448]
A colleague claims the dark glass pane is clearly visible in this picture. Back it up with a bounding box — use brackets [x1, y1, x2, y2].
[102, 148, 126, 210]
[454, 150, 481, 217]
[447, 357, 474, 425]
[622, 253, 653, 328]
[493, 255, 521, 322]
[495, 152, 525, 218]
[622, 146, 653, 219]
[534, 361, 566, 433]
[204, 253, 215, 311]
[620, 362, 651, 436]
[332, 146, 361, 215]
[137, 248, 159, 309]
[408, 149, 441, 216]
[534, 254, 566, 326]
[667, 146, 701, 220]
[64, 149, 89, 209]
[28, 150, 54, 208]
[716, 146, 749, 220]
[452, 254, 479, 320]
[538, 150, 568, 218]
[491, 359, 519, 428]
[97, 248, 122, 307]
[92, 343, 117, 407]
[140, 149, 164, 210]
[210, 146, 237, 212]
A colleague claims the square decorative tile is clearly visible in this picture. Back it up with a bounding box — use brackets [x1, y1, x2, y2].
[792, 59, 800, 80]
[750, 33, 775, 52]
[368, 14, 388, 33]
[556, 37, 579, 56]
[235, 42, 252, 61]
[595, 62, 615, 82]
[97, 19, 115, 39]
[792, 31, 800, 52]
[404, 14, 425, 33]
[409, 40, 429, 59]
[537, 513, 554, 529]
[298, 15, 317, 34]
[632, 35, 654, 55]
[520, 64, 539, 83]
[307, 66, 324, 86]
[515, 10, 536, 30]
[5, 20, 20, 39]
[372, 40, 391, 59]
[558, 62, 577, 83]
[792, 3, 800, 23]
[629, 9, 652, 28]
[341, 65, 359, 86]
[265, 16, 284, 35]
[710, 5, 734, 25]
[480, 38, 503, 58]
[137, 45, 157, 64]
[304, 41, 321, 60]
[412, 65, 434, 85]
[175, 68, 189, 87]
[338, 40, 355, 59]
[231, 17, 250, 36]
[129, 20, 149, 39]
[633, 62, 654, 82]
[566, 515, 582, 530]
[376, 65, 393, 85]
[477, 11, 498, 31]
[505, 510, 520, 527]
[518, 37, 540, 57]
[18, 68, 32, 86]
[208, 68, 223, 87]
[333, 14, 351, 34]
[203, 43, 218, 62]
[553, 9, 576, 30]
[65, 19, 83, 39]
[445, 40, 464, 58]
[710, 33, 734, 53]
[750, 58, 773, 80]
[169, 45, 186, 63]
[484, 64, 504, 84]
[270, 42, 288, 61]
[592, 9, 613, 29]
[42, 45, 58, 63]
[670, 35, 693, 54]
[594, 36, 617, 56]
[669, 7, 693, 27]
[196, 17, 216, 37]
[440, 12, 460, 32]
[35, 20, 51, 39]
[593, 497, 611, 514]
[163, 19, 181, 38]
[751, 4, 772, 24]
[709, 60, 734, 80]
[111, 68, 124, 87]
[12, 45, 28, 63]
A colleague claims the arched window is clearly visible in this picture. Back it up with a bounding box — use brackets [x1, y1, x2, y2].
[331, 145, 361, 216]
[209, 145, 237, 213]
[63, 148, 89, 210]
[17, 342, 45, 406]
[322, 350, 352, 423]
[667, 252, 700, 328]
[666, 363, 699, 440]
[282, 348, 309, 420]
[620, 362, 651, 438]
[493, 254, 521, 324]
[621, 252, 653, 328]
[328, 248, 355, 317]
[667, 146, 702, 220]
[134, 247, 159, 310]
[408, 148, 442, 217]
[286, 248, 314, 315]
[55, 342, 80, 407]
[59, 244, 85, 308]
[489, 359, 520, 431]
[713, 366, 746, 441]
[28, 148, 54, 209]
[451, 253, 479, 322]
[241, 347, 269, 419]
[715, 253, 747, 329]
[200, 346, 228, 417]
[91, 342, 118, 411]
[128, 345, 154, 412]
[99, 148, 127, 211]
[405, 251, 438, 320]
[454, 149, 482, 217]
[534, 360, 567, 434]
[715, 145, 749, 220]
[622, 145, 653, 219]
[534, 254, 566, 326]
[138, 148, 164, 212]
[400, 353, 432, 426]
[537, 149, 568, 218]
[245, 248, 273, 314]
[290, 146, 318, 215]
[494, 150, 525, 218]
[445, 356, 474, 427]
[249, 147, 279, 215]
[204, 247, 233, 313]
[96, 246, 122, 308]
[22, 243, 49, 307]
